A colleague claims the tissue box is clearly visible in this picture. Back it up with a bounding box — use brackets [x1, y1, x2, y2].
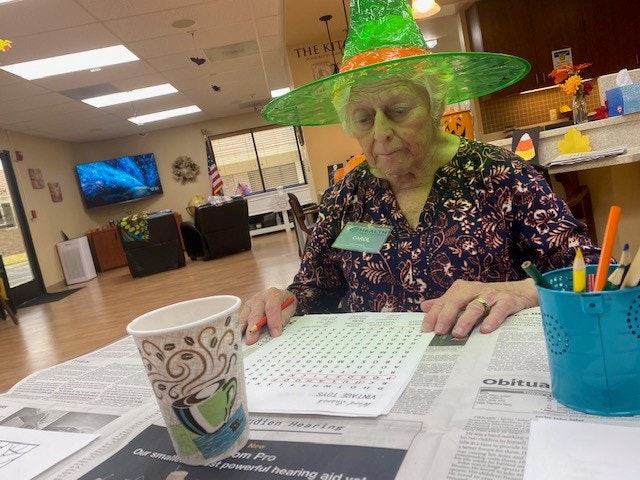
[606, 84, 640, 116]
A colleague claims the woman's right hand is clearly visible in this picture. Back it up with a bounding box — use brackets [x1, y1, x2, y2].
[240, 287, 296, 345]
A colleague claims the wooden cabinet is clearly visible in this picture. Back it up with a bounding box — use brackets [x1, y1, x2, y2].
[530, 0, 588, 83]
[466, 0, 538, 95]
[466, 0, 637, 97]
[86, 226, 126, 272]
[580, 0, 627, 76]
[610, 0, 640, 71]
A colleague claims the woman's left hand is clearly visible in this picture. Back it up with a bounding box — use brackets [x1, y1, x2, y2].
[420, 278, 539, 338]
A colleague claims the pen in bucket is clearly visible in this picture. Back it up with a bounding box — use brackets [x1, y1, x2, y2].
[620, 246, 640, 289]
[593, 205, 622, 292]
[604, 243, 630, 291]
[619, 242, 631, 271]
[572, 247, 586, 292]
[538, 262, 640, 415]
[521, 261, 554, 289]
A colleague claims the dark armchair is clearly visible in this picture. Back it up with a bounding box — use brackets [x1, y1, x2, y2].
[180, 197, 251, 261]
[119, 210, 186, 277]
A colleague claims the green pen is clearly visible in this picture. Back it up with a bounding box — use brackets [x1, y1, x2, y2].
[521, 261, 554, 290]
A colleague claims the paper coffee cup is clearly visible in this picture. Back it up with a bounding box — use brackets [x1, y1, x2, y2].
[127, 295, 249, 465]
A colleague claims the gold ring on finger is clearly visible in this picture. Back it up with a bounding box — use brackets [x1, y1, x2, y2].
[474, 296, 491, 316]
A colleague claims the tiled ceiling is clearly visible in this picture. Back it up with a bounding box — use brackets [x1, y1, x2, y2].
[0, 0, 469, 143]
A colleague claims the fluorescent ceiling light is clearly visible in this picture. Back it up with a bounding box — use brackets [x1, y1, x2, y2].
[128, 105, 201, 125]
[0, 45, 139, 80]
[82, 84, 178, 108]
[270, 87, 291, 98]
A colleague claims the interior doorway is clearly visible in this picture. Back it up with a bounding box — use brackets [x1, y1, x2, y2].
[0, 150, 45, 306]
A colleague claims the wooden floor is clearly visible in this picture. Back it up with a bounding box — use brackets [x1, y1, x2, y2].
[0, 230, 302, 393]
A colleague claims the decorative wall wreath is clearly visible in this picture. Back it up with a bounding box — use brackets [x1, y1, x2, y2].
[172, 155, 200, 183]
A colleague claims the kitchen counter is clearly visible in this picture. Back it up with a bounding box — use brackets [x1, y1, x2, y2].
[489, 111, 640, 174]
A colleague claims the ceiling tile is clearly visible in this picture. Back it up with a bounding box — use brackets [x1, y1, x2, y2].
[0, 0, 466, 142]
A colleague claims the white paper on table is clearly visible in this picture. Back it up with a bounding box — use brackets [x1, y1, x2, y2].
[524, 418, 640, 480]
[244, 312, 433, 417]
[0, 425, 97, 479]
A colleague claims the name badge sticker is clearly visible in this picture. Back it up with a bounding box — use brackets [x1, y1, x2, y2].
[332, 222, 392, 254]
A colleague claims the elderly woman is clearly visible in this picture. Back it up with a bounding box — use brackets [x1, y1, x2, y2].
[240, 0, 600, 343]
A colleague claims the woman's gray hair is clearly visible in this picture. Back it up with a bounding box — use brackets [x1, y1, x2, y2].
[332, 62, 453, 135]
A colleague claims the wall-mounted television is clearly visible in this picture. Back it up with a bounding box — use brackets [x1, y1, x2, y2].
[75, 153, 163, 209]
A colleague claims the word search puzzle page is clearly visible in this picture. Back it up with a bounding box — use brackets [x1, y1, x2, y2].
[244, 312, 433, 417]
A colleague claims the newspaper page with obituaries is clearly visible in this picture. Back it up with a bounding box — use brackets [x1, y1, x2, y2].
[397, 308, 640, 480]
[1, 308, 639, 479]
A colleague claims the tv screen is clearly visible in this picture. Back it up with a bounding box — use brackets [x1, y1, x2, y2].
[75, 153, 163, 209]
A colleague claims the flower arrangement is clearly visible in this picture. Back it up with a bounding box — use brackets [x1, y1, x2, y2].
[549, 62, 593, 123]
[549, 62, 593, 100]
[119, 211, 149, 242]
[0, 39, 11, 52]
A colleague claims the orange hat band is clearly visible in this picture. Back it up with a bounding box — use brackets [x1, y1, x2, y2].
[340, 46, 431, 73]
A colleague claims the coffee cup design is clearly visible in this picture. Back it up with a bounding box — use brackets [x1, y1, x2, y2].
[127, 296, 249, 464]
[172, 378, 237, 436]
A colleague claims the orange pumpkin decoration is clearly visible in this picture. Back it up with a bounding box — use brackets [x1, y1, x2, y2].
[441, 110, 474, 139]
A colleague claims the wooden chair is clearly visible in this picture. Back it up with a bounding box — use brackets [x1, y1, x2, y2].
[287, 193, 319, 256]
[0, 297, 18, 325]
[553, 172, 598, 245]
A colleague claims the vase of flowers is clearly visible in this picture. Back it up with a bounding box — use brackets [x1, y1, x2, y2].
[572, 91, 588, 124]
[549, 62, 593, 124]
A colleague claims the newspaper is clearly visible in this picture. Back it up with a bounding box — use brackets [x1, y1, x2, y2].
[545, 144, 627, 166]
[1, 308, 638, 479]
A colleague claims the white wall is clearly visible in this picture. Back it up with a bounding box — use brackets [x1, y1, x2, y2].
[0, 130, 76, 288]
[0, 110, 286, 288]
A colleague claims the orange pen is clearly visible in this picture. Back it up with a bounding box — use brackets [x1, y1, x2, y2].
[593, 205, 622, 292]
[248, 296, 295, 333]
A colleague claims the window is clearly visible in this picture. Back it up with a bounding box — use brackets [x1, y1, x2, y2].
[209, 125, 305, 195]
[0, 201, 15, 228]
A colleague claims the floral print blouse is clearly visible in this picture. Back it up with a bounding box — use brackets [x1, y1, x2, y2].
[288, 137, 600, 314]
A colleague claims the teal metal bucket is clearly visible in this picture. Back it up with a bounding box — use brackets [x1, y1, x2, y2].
[537, 265, 640, 416]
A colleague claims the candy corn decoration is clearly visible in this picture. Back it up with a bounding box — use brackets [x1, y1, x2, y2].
[0, 39, 12, 52]
[514, 132, 536, 160]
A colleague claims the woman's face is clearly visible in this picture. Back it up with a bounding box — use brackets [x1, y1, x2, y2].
[345, 78, 435, 180]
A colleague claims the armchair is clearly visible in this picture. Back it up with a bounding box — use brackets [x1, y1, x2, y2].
[180, 197, 251, 261]
[119, 210, 186, 277]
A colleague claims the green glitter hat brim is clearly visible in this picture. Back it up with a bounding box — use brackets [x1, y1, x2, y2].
[261, 51, 530, 126]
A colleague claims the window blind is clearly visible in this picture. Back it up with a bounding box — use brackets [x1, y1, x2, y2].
[210, 126, 304, 195]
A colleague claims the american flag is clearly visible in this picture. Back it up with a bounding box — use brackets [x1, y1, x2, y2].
[205, 139, 224, 195]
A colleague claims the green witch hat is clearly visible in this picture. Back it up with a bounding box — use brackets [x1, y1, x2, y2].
[261, 0, 530, 126]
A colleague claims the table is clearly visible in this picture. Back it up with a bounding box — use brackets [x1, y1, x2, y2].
[1, 308, 638, 479]
[246, 185, 313, 237]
